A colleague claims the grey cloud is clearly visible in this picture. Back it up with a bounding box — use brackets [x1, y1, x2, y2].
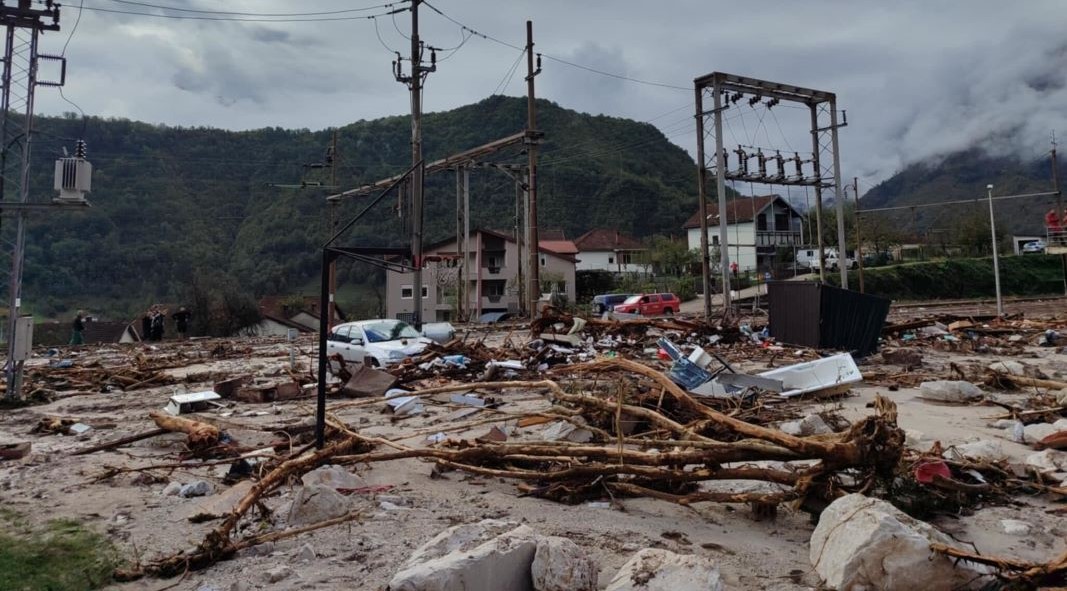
[28, 0, 1067, 186]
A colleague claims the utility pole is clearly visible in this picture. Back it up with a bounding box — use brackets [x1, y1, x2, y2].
[2, 1, 64, 399]
[809, 105, 826, 284]
[393, 0, 434, 329]
[1052, 133, 1066, 296]
[327, 129, 338, 331]
[853, 176, 865, 293]
[454, 165, 464, 321]
[694, 88, 713, 321]
[830, 101, 848, 288]
[514, 173, 525, 315]
[987, 183, 1003, 317]
[524, 20, 541, 318]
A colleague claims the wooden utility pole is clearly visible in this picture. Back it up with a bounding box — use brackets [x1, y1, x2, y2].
[525, 20, 541, 317]
[853, 176, 865, 293]
[514, 174, 525, 315]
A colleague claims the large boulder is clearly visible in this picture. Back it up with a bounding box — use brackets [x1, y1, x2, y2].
[604, 548, 722, 591]
[531, 536, 598, 591]
[389, 520, 539, 591]
[810, 494, 986, 590]
[286, 485, 349, 527]
[780, 414, 833, 437]
[301, 464, 366, 490]
[918, 381, 983, 403]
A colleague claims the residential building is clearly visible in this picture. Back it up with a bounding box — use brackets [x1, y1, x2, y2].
[385, 228, 577, 322]
[683, 195, 803, 272]
[574, 228, 648, 273]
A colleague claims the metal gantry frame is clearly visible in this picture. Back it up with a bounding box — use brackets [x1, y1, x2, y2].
[694, 72, 848, 321]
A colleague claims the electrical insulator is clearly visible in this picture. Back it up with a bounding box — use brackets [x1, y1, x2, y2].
[74, 139, 86, 159]
[756, 150, 767, 178]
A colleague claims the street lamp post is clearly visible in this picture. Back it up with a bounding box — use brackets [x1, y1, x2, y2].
[987, 184, 1003, 317]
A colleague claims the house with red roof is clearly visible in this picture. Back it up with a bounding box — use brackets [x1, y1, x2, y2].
[682, 195, 804, 272]
[573, 228, 648, 274]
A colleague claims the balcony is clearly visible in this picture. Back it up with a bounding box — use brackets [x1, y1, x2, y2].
[756, 231, 802, 247]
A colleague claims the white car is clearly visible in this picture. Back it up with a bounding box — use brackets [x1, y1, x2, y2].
[1023, 240, 1047, 254]
[327, 319, 432, 367]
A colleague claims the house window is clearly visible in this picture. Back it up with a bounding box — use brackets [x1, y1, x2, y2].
[540, 255, 546, 267]
[541, 280, 566, 294]
[400, 286, 428, 299]
[712, 236, 720, 246]
[608, 256, 615, 264]
[620, 252, 633, 265]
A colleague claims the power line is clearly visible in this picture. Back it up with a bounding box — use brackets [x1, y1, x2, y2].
[421, 0, 688, 91]
[104, 0, 408, 17]
[491, 47, 525, 96]
[79, 4, 409, 23]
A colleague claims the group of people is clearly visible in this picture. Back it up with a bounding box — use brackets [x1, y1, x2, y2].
[141, 305, 192, 342]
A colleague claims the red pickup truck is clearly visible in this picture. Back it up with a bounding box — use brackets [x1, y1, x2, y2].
[612, 293, 679, 315]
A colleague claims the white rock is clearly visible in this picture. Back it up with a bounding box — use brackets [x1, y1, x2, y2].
[531, 536, 598, 591]
[919, 380, 983, 403]
[293, 542, 316, 562]
[1000, 519, 1032, 536]
[904, 429, 925, 448]
[1054, 418, 1067, 432]
[991, 419, 1016, 430]
[779, 414, 832, 437]
[1024, 423, 1058, 444]
[266, 566, 293, 583]
[287, 485, 349, 527]
[1056, 390, 1067, 407]
[1010, 421, 1026, 443]
[160, 481, 183, 497]
[988, 360, 1026, 376]
[945, 440, 1007, 463]
[301, 464, 366, 490]
[604, 548, 722, 591]
[389, 520, 539, 591]
[810, 493, 987, 591]
[178, 480, 213, 498]
[1025, 449, 1067, 473]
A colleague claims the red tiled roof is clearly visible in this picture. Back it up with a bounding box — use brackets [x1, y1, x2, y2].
[539, 229, 567, 241]
[682, 195, 788, 229]
[574, 228, 644, 251]
[538, 240, 579, 255]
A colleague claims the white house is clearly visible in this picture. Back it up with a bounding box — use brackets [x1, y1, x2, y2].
[574, 228, 648, 274]
[683, 194, 803, 272]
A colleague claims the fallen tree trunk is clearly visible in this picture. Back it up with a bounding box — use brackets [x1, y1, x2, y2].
[149, 411, 220, 450]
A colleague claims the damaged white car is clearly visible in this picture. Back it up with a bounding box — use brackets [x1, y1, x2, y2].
[327, 319, 444, 367]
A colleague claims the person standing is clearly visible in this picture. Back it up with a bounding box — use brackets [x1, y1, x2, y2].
[172, 306, 191, 339]
[150, 308, 165, 342]
[141, 309, 152, 342]
[70, 311, 86, 346]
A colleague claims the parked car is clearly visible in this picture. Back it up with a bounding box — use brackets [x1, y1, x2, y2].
[327, 319, 433, 367]
[1023, 240, 1047, 254]
[612, 293, 679, 315]
[590, 293, 633, 314]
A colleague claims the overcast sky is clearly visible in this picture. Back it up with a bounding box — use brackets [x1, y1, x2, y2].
[33, 0, 1067, 190]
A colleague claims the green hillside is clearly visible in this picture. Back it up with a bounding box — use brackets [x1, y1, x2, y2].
[14, 96, 703, 319]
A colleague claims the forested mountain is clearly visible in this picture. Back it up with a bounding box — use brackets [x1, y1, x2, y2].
[859, 149, 1064, 239]
[16, 96, 701, 319]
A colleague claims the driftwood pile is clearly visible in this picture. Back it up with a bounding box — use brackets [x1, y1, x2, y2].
[114, 355, 907, 580]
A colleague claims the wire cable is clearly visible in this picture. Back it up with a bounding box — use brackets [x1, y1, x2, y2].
[371, 15, 397, 53]
[80, 4, 408, 23]
[61, 0, 84, 57]
[491, 48, 526, 96]
[422, 0, 688, 91]
[104, 0, 408, 17]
